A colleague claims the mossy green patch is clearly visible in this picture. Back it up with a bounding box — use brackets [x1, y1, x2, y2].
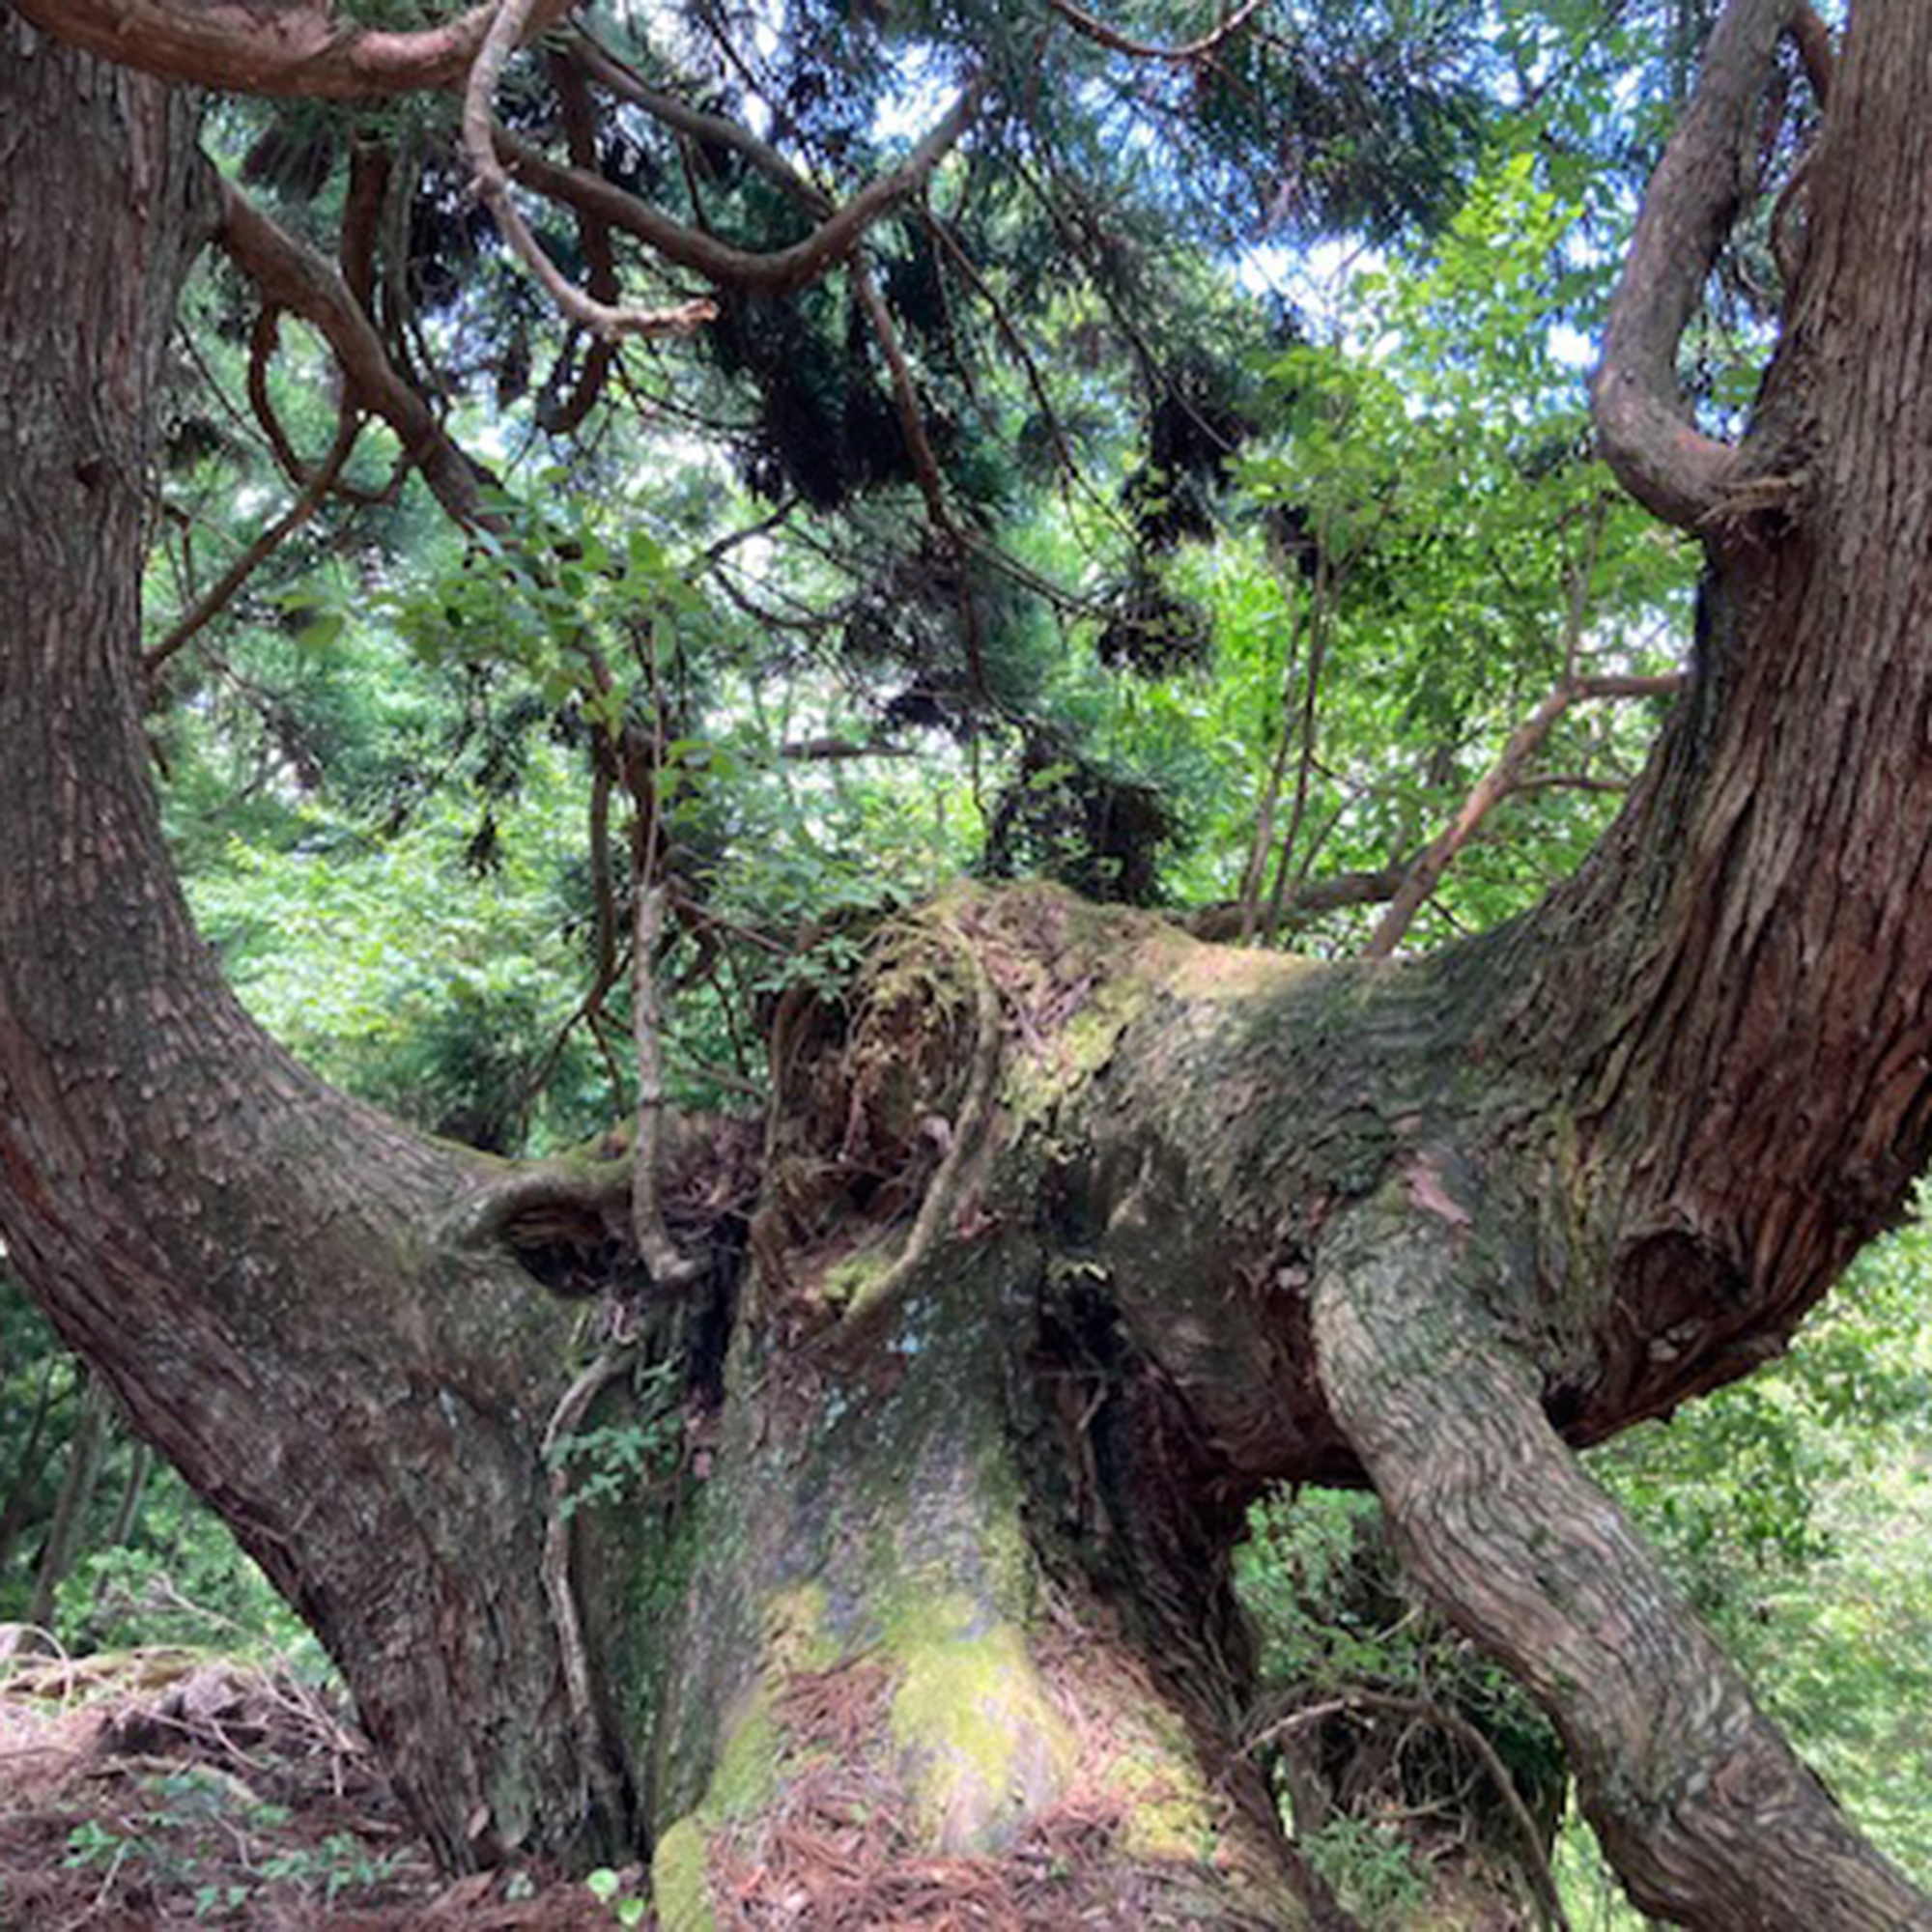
[888, 1621, 1078, 1852]
[763, 1583, 836, 1675]
[818, 1248, 891, 1313]
[648, 1816, 716, 1932]
[707, 1690, 782, 1821]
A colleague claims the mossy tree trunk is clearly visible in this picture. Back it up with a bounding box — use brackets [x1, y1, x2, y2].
[6, 5, 1932, 1930]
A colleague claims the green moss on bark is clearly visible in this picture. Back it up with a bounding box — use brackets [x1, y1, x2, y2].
[888, 1619, 1079, 1851]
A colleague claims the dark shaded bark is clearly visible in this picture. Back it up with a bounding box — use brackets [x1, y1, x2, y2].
[0, 16, 595, 1871]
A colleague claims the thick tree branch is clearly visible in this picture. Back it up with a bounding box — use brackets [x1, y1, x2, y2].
[534, 49, 622, 432]
[11, 0, 577, 98]
[463, 0, 718, 341]
[1592, 0, 1797, 527]
[495, 77, 980, 299]
[1313, 1188, 1932, 1931]
[1187, 866, 1408, 942]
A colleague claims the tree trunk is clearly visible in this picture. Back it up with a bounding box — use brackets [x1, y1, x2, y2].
[0, 1354, 68, 1588]
[26, 1370, 112, 1633]
[611, 1222, 1319, 1928]
[6, 4, 1932, 1930]
[0, 15, 604, 1872]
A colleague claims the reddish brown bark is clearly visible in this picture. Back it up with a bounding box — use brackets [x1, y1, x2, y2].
[0, 20, 596, 1872]
[6, 0, 578, 99]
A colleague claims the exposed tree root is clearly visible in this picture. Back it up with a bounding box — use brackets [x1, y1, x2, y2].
[540, 1346, 639, 1839]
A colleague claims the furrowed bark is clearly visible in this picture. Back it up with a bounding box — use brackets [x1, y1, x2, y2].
[1311, 1189, 1931, 1931]
[1592, 0, 1794, 526]
[0, 17, 598, 1869]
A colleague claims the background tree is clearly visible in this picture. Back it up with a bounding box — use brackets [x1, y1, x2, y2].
[1, 1, 1928, 1928]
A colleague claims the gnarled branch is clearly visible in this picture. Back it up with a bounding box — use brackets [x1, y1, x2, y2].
[215, 177, 497, 528]
[1592, 0, 1798, 528]
[462, 0, 718, 341]
[1312, 1185, 1932, 1931]
[495, 76, 980, 299]
[11, 0, 577, 98]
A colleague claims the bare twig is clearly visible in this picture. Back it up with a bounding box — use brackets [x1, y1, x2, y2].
[144, 413, 364, 677]
[569, 29, 836, 216]
[535, 48, 624, 432]
[851, 258, 951, 532]
[1364, 672, 1686, 958]
[852, 254, 989, 701]
[1248, 1688, 1572, 1932]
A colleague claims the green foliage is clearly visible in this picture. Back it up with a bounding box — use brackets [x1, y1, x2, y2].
[63, 1780, 404, 1923]
[1236, 1489, 1568, 1905]
[548, 1362, 684, 1521]
[99, 9, 1918, 1913]
[54, 1489, 319, 1667]
[1300, 1813, 1430, 1928]
[0, 1270, 313, 1665]
[585, 1863, 651, 1926]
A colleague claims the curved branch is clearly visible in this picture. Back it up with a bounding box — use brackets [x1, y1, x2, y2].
[569, 29, 835, 216]
[1311, 1184, 1932, 1931]
[11, 0, 577, 99]
[1046, 0, 1264, 64]
[495, 76, 980, 299]
[535, 49, 622, 433]
[462, 0, 719, 341]
[1592, 0, 1798, 528]
[215, 178, 497, 528]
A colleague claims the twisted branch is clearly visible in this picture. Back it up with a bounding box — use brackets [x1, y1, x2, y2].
[1592, 0, 1799, 527]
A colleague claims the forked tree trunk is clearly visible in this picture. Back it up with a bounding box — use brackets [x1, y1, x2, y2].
[5, 5, 1932, 1931]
